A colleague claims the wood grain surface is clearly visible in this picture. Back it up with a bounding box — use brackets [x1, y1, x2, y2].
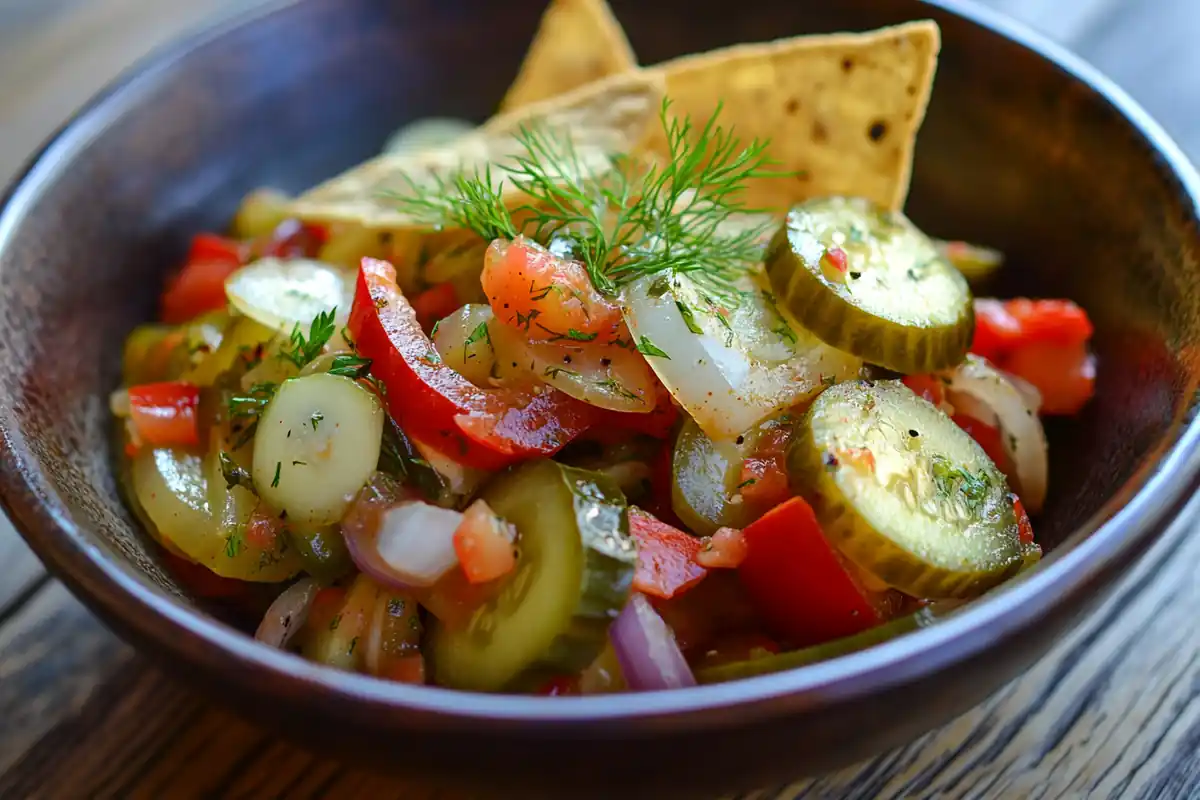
[2, 1, 1200, 798]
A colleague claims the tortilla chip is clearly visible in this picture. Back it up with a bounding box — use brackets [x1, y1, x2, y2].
[643, 21, 940, 212]
[499, 0, 638, 111]
[289, 71, 665, 230]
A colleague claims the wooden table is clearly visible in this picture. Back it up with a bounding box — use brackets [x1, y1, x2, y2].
[2, 1, 1200, 797]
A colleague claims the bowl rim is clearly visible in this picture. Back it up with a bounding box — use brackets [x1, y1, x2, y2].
[2, 0, 1200, 732]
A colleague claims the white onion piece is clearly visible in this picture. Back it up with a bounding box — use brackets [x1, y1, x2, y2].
[226, 257, 354, 334]
[622, 272, 860, 440]
[611, 593, 695, 691]
[354, 502, 464, 588]
[943, 354, 1048, 514]
[1003, 369, 1043, 412]
[255, 577, 319, 649]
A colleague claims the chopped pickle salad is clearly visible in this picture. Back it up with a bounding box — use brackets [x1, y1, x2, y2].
[111, 1, 1097, 693]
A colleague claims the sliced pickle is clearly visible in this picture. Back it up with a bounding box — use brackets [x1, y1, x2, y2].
[788, 379, 1022, 599]
[429, 459, 636, 692]
[696, 604, 946, 684]
[765, 197, 973, 373]
[671, 417, 755, 536]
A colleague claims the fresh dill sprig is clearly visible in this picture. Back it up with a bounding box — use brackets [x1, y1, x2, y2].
[282, 309, 338, 368]
[328, 354, 372, 380]
[385, 98, 783, 306]
[228, 381, 278, 450]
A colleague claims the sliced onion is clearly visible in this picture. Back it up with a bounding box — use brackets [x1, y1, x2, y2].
[255, 577, 319, 649]
[1003, 369, 1043, 412]
[344, 497, 464, 590]
[622, 271, 860, 440]
[611, 593, 696, 691]
[225, 257, 354, 334]
[943, 354, 1048, 514]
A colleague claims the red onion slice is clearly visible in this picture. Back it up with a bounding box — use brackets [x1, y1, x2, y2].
[344, 500, 464, 590]
[611, 593, 696, 691]
[255, 577, 319, 649]
[943, 355, 1048, 514]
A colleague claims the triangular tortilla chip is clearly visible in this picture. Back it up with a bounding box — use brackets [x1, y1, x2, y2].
[288, 71, 665, 229]
[643, 21, 940, 211]
[499, 0, 638, 111]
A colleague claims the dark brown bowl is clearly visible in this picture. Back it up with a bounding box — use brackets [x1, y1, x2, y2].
[2, 0, 1199, 796]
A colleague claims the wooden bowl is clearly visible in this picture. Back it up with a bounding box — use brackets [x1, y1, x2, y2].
[1, 0, 1198, 796]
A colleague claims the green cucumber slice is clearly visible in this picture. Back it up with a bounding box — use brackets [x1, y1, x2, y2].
[429, 459, 636, 691]
[765, 197, 973, 373]
[788, 379, 1022, 599]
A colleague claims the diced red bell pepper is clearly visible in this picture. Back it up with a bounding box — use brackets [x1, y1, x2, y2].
[738, 497, 889, 646]
[1003, 340, 1096, 415]
[954, 413, 1010, 473]
[127, 381, 200, 448]
[972, 298, 1093, 361]
[160, 233, 247, 324]
[592, 386, 680, 440]
[628, 508, 707, 600]
[347, 258, 601, 469]
[412, 283, 460, 331]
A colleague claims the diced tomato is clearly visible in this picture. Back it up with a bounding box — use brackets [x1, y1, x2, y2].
[954, 413, 1010, 472]
[594, 385, 680, 440]
[254, 219, 327, 260]
[651, 571, 761, 653]
[244, 504, 283, 551]
[127, 381, 200, 448]
[412, 283, 460, 331]
[536, 675, 581, 696]
[972, 298, 1093, 361]
[695, 527, 748, 569]
[1013, 496, 1035, 546]
[737, 424, 793, 515]
[1003, 340, 1096, 415]
[348, 258, 602, 469]
[308, 587, 348, 631]
[738, 497, 889, 646]
[902, 373, 946, 406]
[453, 500, 517, 584]
[628, 508, 707, 599]
[381, 654, 426, 684]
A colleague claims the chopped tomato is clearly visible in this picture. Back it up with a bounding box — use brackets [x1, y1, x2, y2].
[972, 298, 1093, 361]
[651, 571, 761, 652]
[160, 235, 247, 323]
[253, 218, 327, 260]
[902, 373, 945, 406]
[738, 424, 793, 514]
[1003, 340, 1096, 415]
[381, 654, 426, 684]
[482, 237, 625, 344]
[628, 508, 707, 599]
[954, 413, 1010, 472]
[594, 385, 680, 440]
[1013, 496, 1035, 546]
[738, 497, 889, 646]
[244, 504, 283, 551]
[348, 258, 601, 469]
[453, 500, 516, 584]
[417, 568, 504, 631]
[695, 527, 748, 569]
[412, 283, 460, 331]
[127, 381, 200, 448]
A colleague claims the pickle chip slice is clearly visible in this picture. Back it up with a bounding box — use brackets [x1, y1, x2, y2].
[788, 379, 1022, 599]
[766, 197, 973, 373]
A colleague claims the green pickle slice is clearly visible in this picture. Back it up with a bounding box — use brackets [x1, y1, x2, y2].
[429, 459, 637, 692]
[788, 379, 1023, 599]
[765, 197, 973, 373]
